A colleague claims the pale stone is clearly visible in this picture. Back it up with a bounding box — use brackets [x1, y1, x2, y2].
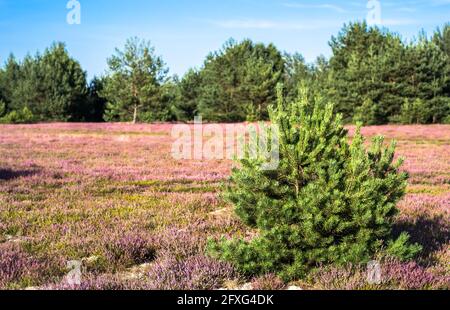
[239, 283, 254, 290]
[82, 255, 100, 264]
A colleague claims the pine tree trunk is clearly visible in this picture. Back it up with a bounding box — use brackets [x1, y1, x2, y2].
[132, 105, 137, 124]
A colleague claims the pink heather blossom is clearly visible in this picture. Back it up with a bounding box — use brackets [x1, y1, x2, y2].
[0, 123, 448, 289]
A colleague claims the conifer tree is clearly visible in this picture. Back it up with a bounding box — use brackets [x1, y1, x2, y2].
[283, 52, 312, 103]
[38, 43, 88, 121]
[405, 35, 450, 123]
[0, 54, 20, 113]
[101, 37, 169, 123]
[3, 44, 88, 122]
[209, 85, 421, 281]
[174, 69, 202, 121]
[197, 39, 284, 122]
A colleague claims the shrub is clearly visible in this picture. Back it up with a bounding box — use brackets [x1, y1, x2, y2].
[208, 85, 421, 281]
[251, 274, 286, 290]
[0, 107, 35, 124]
[147, 255, 237, 290]
[401, 98, 425, 124]
[444, 115, 450, 124]
[0, 243, 60, 289]
[382, 259, 449, 290]
[101, 232, 156, 272]
[307, 264, 368, 290]
[150, 227, 206, 260]
[353, 98, 380, 126]
[143, 227, 237, 290]
[396, 98, 448, 125]
[308, 259, 449, 290]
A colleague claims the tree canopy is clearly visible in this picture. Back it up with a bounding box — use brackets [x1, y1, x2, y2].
[0, 43, 88, 122]
[194, 39, 284, 122]
[1, 23, 449, 124]
[101, 37, 170, 123]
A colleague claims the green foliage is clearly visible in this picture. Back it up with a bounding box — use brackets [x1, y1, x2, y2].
[173, 69, 201, 121]
[0, 100, 6, 117]
[398, 98, 429, 124]
[0, 106, 35, 124]
[197, 39, 284, 122]
[208, 85, 420, 281]
[101, 37, 169, 123]
[283, 53, 313, 102]
[353, 98, 379, 126]
[397, 97, 450, 125]
[0, 54, 20, 111]
[81, 77, 107, 122]
[0, 44, 88, 122]
[404, 35, 450, 123]
[38, 43, 88, 121]
[443, 115, 450, 124]
[326, 22, 450, 125]
[327, 22, 407, 124]
[0, 24, 449, 124]
[436, 24, 450, 98]
[386, 233, 422, 261]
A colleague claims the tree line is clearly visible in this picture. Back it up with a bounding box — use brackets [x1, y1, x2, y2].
[0, 21, 449, 125]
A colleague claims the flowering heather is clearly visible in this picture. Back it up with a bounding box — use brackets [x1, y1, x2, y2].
[47, 255, 237, 291]
[382, 260, 449, 290]
[308, 264, 368, 290]
[0, 123, 449, 289]
[0, 243, 62, 289]
[309, 260, 449, 290]
[398, 194, 449, 218]
[45, 273, 151, 291]
[147, 255, 237, 290]
[101, 231, 156, 272]
[251, 274, 286, 290]
[150, 226, 207, 260]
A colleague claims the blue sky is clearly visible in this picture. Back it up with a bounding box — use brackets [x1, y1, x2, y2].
[0, 0, 449, 79]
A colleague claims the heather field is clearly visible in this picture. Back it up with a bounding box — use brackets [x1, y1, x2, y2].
[0, 123, 449, 290]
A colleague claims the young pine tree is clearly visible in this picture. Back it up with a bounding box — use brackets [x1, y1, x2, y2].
[209, 85, 421, 281]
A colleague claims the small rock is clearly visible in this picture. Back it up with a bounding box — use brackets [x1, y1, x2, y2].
[119, 263, 153, 281]
[287, 286, 303, 290]
[5, 235, 28, 243]
[82, 256, 100, 264]
[209, 208, 232, 217]
[239, 283, 254, 290]
[222, 279, 241, 290]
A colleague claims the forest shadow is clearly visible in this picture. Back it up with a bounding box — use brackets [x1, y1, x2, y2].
[0, 168, 39, 181]
[393, 215, 449, 259]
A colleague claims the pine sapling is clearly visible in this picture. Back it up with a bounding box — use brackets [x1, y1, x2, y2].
[208, 85, 421, 281]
